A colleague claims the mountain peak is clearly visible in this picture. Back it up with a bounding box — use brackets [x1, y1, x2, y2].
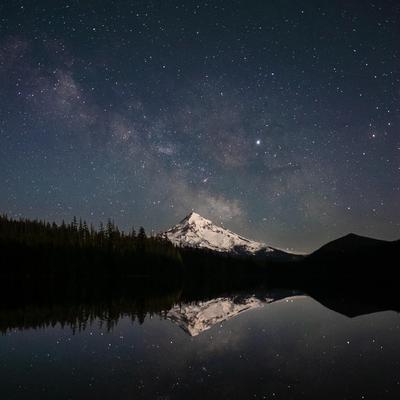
[161, 212, 287, 256]
[181, 211, 210, 225]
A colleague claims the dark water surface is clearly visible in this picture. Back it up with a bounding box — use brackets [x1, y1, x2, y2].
[1, 289, 400, 399]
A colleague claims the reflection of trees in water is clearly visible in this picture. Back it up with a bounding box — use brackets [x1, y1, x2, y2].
[2, 276, 400, 334]
[0, 282, 179, 334]
[0, 293, 180, 334]
[0, 277, 268, 333]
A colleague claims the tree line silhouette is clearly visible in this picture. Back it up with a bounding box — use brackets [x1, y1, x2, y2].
[0, 214, 182, 279]
[0, 214, 166, 252]
[0, 214, 269, 283]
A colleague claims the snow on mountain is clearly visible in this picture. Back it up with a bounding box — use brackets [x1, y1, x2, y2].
[160, 211, 283, 256]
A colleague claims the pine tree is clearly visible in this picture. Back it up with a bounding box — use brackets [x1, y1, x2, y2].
[131, 225, 136, 238]
[138, 226, 146, 241]
[72, 216, 78, 231]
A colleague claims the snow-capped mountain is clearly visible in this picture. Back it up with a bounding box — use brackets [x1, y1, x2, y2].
[167, 291, 304, 336]
[160, 212, 290, 257]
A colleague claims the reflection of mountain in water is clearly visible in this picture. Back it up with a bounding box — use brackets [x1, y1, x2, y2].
[167, 291, 302, 336]
[1, 277, 399, 335]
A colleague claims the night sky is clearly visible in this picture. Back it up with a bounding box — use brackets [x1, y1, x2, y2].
[0, 1, 399, 252]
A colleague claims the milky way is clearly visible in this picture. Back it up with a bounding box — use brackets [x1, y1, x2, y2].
[0, 1, 399, 251]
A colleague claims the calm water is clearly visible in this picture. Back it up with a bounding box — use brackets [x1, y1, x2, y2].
[1, 290, 400, 399]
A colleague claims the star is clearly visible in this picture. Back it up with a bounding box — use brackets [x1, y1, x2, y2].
[0, 0, 397, 253]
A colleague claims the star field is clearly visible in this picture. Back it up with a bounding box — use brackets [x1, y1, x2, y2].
[0, 0, 399, 252]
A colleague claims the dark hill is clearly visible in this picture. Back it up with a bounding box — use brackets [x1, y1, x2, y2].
[309, 233, 395, 259]
[299, 233, 400, 289]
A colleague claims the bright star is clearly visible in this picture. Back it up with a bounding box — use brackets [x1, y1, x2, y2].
[256, 139, 261, 145]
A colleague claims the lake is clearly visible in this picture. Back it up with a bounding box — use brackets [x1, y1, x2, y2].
[1, 288, 400, 399]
